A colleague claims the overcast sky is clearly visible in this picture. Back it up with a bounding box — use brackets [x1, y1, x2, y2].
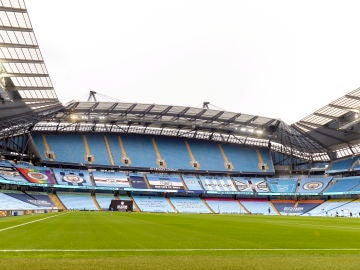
[26, 0, 360, 124]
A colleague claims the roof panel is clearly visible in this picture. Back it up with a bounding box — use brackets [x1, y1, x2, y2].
[0, 0, 60, 114]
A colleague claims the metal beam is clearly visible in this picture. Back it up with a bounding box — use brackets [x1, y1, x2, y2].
[3, 72, 48, 77]
[299, 120, 323, 128]
[345, 94, 360, 102]
[313, 112, 338, 120]
[0, 43, 38, 49]
[0, 26, 33, 32]
[15, 86, 53, 91]
[210, 111, 224, 121]
[0, 58, 44, 64]
[0, 6, 27, 13]
[244, 115, 258, 125]
[297, 122, 351, 146]
[328, 103, 352, 110]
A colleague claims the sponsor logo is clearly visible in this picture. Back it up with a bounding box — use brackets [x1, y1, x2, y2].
[283, 207, 304, 212]
[63, 174, 84, 184]
[27, 172, 48, 181]
[28, 200, 51, 206]
[204, 183, 233, 188]
[303, 182, 323, 190]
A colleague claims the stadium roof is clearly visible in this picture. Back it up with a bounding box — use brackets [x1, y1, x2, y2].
[33, 100, 330, 161]
[0, 0, 62, 133]
[293, 87, 360, 159]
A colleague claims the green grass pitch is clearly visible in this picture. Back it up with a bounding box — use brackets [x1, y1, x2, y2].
[0, 211, 359, 270]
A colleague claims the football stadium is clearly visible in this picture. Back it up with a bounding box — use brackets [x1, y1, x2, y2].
[0, 1, 360, 269]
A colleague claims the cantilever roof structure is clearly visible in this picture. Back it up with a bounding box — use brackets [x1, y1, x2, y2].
[0, 0, 62, 132]
[33, 101, 330, 161]
[293, 87, 360, 159]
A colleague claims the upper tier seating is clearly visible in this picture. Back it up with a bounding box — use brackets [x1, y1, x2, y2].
[187, 140, 225, 171]
[155, 137, 193, 170]
[32, 133, 274, 173]
[132, 196, 175, 213]
[85, 134, 111, 165]
[118, 135, 157, 168]
[170, 197, 211, 213]
[327, 156, 358, 174]
[222, 144, 274, 173]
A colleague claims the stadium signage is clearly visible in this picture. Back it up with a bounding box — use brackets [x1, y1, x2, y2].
[303, 182, 323, 190]
[62, 174, 84, 184]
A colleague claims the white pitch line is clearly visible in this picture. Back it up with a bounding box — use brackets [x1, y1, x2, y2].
[0, 248, 360, 252]
[0, 212, 68, 233]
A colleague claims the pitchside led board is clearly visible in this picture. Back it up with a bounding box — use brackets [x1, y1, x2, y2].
[109, 200, 133, 212]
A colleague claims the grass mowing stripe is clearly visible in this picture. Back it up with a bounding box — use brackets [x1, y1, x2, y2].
[1, 248, 360, 252]
[0, 212, 68, 233]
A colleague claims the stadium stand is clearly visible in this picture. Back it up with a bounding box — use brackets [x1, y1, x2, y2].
[32, 133, 275, 173]
[34, 134, 86, 164]
[267, 178, 298, 193]
[120, 135, 158, 168]
[155, 137, 193, 170]
[57, 192, 98, 210]
[4, 190, 55, 209]
[0, 191, 41, 210]
[324, 177, 360, 193]
[85, 134, 110, 165]
[205, 198, 245, 214]
[169, 197, 211, 213]
[187, 140, 225, 171]
[221, 144, 274, 173]
[326, 156, 358, 174]
[239, 199, 277, 215]
[94, 193, 116, 210]
[132, 196, 175, 213]
[305, 199, 357, 216]
[271, 200, 323, 215]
